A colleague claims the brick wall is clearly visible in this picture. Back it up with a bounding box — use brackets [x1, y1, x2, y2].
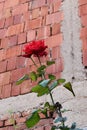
[0, 0, 63, 99]
[79, 0, 87, 66]
[0, 0, 63, 129]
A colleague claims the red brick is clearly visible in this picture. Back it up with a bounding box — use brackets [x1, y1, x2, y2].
[19, 0, 30, 3]
[0, 18, 5, 29]
[46, 0, 53, 4]
[5, 16, 13, 28]
[5, 119, 13, 126]
[39, 113, 46, 119]
[32, 8, 40, 19]
[4, 0, 19, 8]
[0, 60, 7, 73]
[8, 35, 18, 47]
[16, 56, 25, 68]
[37, 118, 53, 127]
[0, 127, 8, 130]
[52, 46, 60, 59]
[2, 84, 11, 98]
[0, 29, 7, 38]
[0, 0, 5, 2]
[22, 11, 31, 21]
[12, 3, 28, 16]
[49, 4, 54, 14]
[80, 27, 87, 38]
[7, 126, 14, 130]
[37, 26, 50, 39]
[45, 34, 63, 48]
[34, 127, 44, 130]
[79, 0, 87, 5]
[46, 63, 56, 74]
[22, 111, 30, 117]
[20, 80, 32, 94]
[46, 12, 63, 25]
[0, 37, 9, 49]
[79, 4, 87, 16]
[83, 49, 87, 66]
[0, 120, 3, 127]
[12, 83, 21, 96]
[41, 6, 48, 16]
[32, 0, 46, 9]
[25, 17, 42, 30]
[6, 23, 24, 36]
[18, 124, 26, 130]
[81, 15, 87, 26]
[0, 2, 4, 12]
[45, 125, 52, 130]
[13, 14, 22, 25]
[52, 23, 60, 35]
[0, 86, 2, 99]
[82, 38, 87, 50]
[7, 57, 16, 71]
[16, 117, 26, 123]
[53, 0, 62, 12]
[6, 45, 21, 59]
[18, 32, 26, 44]
[3, 8, 12, 18]
[24, 56, 34, 66]
[10, 67, 29, 82]
[0, 49, 6, 61]
[27, 30, 36, 42]
[55, 58, 63, 72]
[0, 72, 10, 86]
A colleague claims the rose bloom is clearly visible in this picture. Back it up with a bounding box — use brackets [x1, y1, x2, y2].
[23, 40, 48, 58]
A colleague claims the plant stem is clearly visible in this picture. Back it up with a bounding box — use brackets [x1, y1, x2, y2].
[49, 92, 55, 105]
[49, 89, 63, 118]
[30, 57, 38, 68]
[38, 56, 42, 66]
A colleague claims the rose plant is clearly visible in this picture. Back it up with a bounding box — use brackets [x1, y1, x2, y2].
[16, 40, 82, 130]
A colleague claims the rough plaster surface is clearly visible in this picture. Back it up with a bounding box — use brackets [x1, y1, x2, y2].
[0, 0, 87, 129]
[61, 0, 85, 81]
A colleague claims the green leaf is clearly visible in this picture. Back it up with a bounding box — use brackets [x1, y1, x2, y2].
[59, 126, 70, 130]
[40, 109, 48, 118]
[31, 85, 49, 96]
[39, 79, 51, 87]
[30, 71, 37, 81]
[54, 117, 67, 123]
[46, 60, 55, 66]
[44, 102, 55, 112]
[51, 126, 57, 130]
[26, 111, 40, 128]
[37, 65, 46, 72]
[16, 74, 29, 85]
[48, 74, 56, 80]
[57, 79, 66, 84]
[63, 82, 75, 96]
[71, 123, 76, 129]
[44, 102, 50, 108]
[50, 80, 58, 91]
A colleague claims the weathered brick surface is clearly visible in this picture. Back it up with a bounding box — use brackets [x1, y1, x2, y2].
[79, 0, 87, 66]
[0, 0, 63, 98]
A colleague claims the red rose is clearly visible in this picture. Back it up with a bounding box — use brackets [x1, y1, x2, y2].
[23, 40, 48, 58]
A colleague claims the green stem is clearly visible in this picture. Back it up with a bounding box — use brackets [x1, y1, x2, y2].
[38, 56, 42, 66]
[38, 56, 46, 80]
[49, 89, 63, 118]
[30, 57, 38, 68]
[49, 92, 55, 105]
